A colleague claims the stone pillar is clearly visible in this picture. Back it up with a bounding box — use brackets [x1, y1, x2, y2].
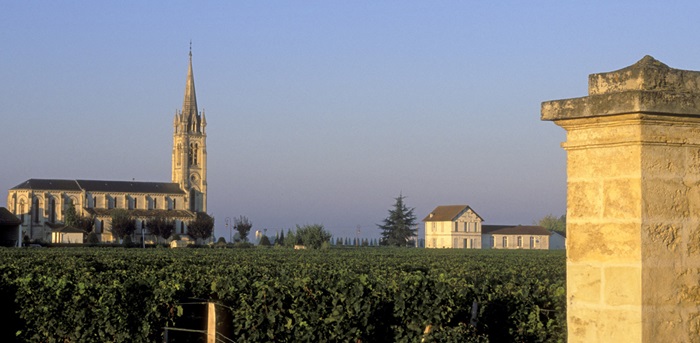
[542, 56, 700, 342]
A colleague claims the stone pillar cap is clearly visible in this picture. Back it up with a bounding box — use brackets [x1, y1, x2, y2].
[542, 56, 700, 121]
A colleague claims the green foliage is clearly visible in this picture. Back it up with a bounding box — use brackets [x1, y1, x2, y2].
[122, 235, 133, 247]
[170, 234, 181, 241]
[259, 235, 271, 247]
[64, 202, 78, 227]
[234, 215, 253, 242]
[0, 249, 566, 342]
[537, 214, 566, 234]
[65, 202, 95, 233]
[147, 213, 175, 242]
[187, 213, 214, 241]
[295, 224, 332, 249]
[283, 229, 296, 248]
[110, 209, 136, 240]
[86, 232, 100, 244]
[378, 194, 418, 246]
[217, 237, 227, 244]
[277, 230, 285, 246]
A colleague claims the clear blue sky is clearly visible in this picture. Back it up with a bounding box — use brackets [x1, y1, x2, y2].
[3, 1, 700, 240]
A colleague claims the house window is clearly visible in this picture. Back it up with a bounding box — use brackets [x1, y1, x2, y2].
[93, 196, 97, 208]
[114, 198, 118, 208]
[173, 199, 177, 210]
[502, 236, 507, 248]
[180, 221, 184, 234]
[530, 236, 535, 248]
[134, 198, 138, 209]
[464, 222, 468, 232]
[154, 198, 157, 209]
[99, 220, 104, 234]
[454, 222, 458, 232]
[517, 236, 523, 248]
[432, 238, 437, 248]
[464, 238, 468, 249]
[431, 222, 436, 232]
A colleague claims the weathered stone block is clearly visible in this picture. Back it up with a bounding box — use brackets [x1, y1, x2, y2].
[603, 178, 642, 219]
[567, 181, 603, 219]
[567, 222, 640, 263]
[567, 263, 602, 304]
[604, 266, 641, 306]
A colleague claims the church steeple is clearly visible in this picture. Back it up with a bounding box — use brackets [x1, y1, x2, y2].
[172, 44, 207, 213]
[181, 44, 199, 127]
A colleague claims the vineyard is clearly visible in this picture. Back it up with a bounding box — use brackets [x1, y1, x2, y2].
[0, 248, 566, 342]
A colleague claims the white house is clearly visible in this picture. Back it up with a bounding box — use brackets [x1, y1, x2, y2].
[423, 205, 483, 249]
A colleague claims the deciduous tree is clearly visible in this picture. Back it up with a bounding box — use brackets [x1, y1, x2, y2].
[537, 214, 566, 234]
[147, 213, 175, 242]
[378, 194, 417, 246]
[234, 215, 252, 242]
[295, 224, 332, 249]
[188, 213, 215, 242]
[110, 209, 136, 241]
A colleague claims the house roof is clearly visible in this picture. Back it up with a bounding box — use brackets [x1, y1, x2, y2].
[0, 207, 21, 226]
[422, 205, 483, 222]
[84, 208, 196, 219]
[11, 178, 185, 195]
[482, 225, 551, 236]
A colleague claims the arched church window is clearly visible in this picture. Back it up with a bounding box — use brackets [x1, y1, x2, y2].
[49, 198, 56, 223]
[33, 198, 39, 223]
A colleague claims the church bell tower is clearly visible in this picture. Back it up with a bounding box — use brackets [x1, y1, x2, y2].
[172, 46, 207, 212]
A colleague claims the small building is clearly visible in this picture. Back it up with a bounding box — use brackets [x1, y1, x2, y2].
[50, 224, 86, 244]
[0, 207, 21, 247]
[423, 205, 483, 249]
[549, 230, 566, 250]
[481, 225, 551, 250]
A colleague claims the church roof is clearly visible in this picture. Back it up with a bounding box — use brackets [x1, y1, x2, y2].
[423, 205, 483, 222]
[11, 179, 81, 191]
[11, 178, 185, 194]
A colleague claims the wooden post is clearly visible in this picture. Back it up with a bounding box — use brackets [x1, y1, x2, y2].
[207, 302, 216, 343]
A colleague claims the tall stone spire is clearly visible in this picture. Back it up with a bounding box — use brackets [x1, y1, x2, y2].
[172, 43, 207, 213]
[181, 43, 198, 122]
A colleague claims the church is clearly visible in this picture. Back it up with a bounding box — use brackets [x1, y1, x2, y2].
[5, 49, 208, 244]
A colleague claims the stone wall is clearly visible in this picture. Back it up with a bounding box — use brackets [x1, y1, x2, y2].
[542, 56, 700, 342]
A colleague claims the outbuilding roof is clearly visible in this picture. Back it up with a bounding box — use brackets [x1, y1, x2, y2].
[0, 207, 21, 226]
[423, 205, 483, 222]
[11, 178, 185, 194]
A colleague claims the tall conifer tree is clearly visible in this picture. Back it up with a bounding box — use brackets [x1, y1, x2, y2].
[378, 194, 417, 246]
